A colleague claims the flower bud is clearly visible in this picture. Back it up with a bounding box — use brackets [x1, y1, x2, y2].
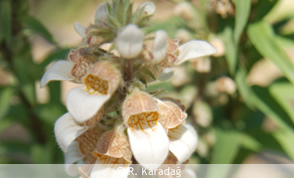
[209, 37, 225, 57]
[138, 1, 156, 16]
[192, 101, 212, 127]
[68, 48, 98, 82]
[174, 2, 195, 20]
[190, 58, 211, 73]
[216, 77, 236, 95]
[175, 29, 192, 43]
[116, 24, 144, 59]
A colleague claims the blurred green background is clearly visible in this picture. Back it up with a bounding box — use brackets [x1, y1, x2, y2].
[1, 0, 294, 169]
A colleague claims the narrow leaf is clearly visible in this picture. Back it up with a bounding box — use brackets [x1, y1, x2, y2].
[269, 81, 294, 124]
[22, 16, 57, 45]
[0, 88, 14, 120]
[248, 21, 294, 84]
[234, 0, 251, 44]
[223, 27, 237, 74]
[0, 0, 12, 45]
[251, 85, 294, 131]
[210, 128, 240, 163]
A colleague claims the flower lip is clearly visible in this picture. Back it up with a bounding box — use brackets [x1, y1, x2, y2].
[54, 112, 87, 152]
[40, 60, 75, 88]
[175, 40, 217, 65]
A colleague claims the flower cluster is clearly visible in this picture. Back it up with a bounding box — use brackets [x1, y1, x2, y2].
[41, 0, 216, 177]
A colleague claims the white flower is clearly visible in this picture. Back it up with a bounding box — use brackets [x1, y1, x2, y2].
[66, 61, 120, 123]
[122, 88, 169, 169]
[175, 40, 217, 65]
[40, 48, 98, 88]
[40, 60, 75, 88]
[168, 124, 198, 163]
[116, 24, 144, 59]
[54, 111, 105, 177]
[64, 141, 84, 176]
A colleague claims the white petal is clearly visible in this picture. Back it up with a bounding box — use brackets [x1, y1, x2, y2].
[95, 2, 109, 25]
[175, 40, 216, 65]
[74, 22, 86, 38]
[169, 124, 198, 163]
[54, 113, 87, 152]
[138, 2, 156, 15]
[40, 60, 74, 88]
[152, 30, 168, 63]
[158, 68, 174, 81]
[90, 158, 129, 178]
[65, 141, 84, 177]
[116, 24, 144, 59]
[128, 123, 169, 169]
[66, 87, 111, 123]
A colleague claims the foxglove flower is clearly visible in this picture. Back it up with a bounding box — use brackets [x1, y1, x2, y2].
[40, 48, 98, 87]
[122, 88, 169, 169]
[66, 61, 120, 123]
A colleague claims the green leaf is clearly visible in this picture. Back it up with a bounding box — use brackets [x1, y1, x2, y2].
[22, 16, 57, 45]
[234, 0, 251, 44]
[34, 104, 66, 124]
[269, 81, 294, 124]
[240, 133, 262, 151]
[206, 129, 240, 178]
[21, 84, 36, 105]
[253, 0, 278, 22]
[205, 165, 231, 178]
[210, 128, 240, 163]
[0, 88, 14, 120]
[223, 27, 237, 74]
[31, 144, 52, 163]
[273, 129, 294, 160]
[251, 85, 294, 131]
[248, 21, 294, 85]
[0, 0, 12, 45]
[143, 68, 156, 81]
[235, 67, 254, 108]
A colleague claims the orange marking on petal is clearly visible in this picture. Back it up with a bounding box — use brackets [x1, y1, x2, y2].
[83, 74, 109, 95]
[127, 112, 159, 131]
